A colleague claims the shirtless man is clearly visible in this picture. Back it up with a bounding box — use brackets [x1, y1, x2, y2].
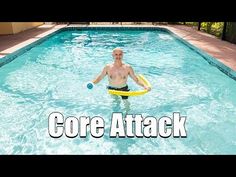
[92, 48, 151, 100]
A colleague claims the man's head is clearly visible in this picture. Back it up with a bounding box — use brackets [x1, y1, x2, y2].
[112, 47, 123, 60]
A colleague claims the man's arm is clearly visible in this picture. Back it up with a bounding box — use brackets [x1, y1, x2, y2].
[128, 65, 151, 91]
[92, 65, 108, 84]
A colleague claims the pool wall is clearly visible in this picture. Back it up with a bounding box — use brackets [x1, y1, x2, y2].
[1, 26, 236, 81]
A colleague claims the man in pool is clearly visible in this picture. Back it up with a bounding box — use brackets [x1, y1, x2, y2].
[92, 47, 151, 100]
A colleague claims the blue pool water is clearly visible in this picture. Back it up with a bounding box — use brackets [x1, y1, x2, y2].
[0, 28, 236, 154]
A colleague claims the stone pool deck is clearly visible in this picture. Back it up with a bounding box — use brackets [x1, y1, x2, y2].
[165, 25, 236, 71]
[0, 24, 66, 58]
[0, 24, 236, 71]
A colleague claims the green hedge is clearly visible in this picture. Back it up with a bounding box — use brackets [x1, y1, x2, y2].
[200, 22, 224, 38]
[183, 22, 236, 44]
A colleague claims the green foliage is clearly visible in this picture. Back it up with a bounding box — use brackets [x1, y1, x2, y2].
[200, 22, 224, 37]
[185, 22, 199, 26]
[177, 22, 236, 44]
[175, 22, 224, 38]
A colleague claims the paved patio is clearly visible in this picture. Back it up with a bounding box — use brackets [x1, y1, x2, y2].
[164, 25, 236, 71]
[0, 24, 236, 71]
[0, 24, 66, 58]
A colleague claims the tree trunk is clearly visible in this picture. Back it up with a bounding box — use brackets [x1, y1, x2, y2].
[222, 22, 227, 40]
[198, 22, 201, 31]
[224, 22, 236, 44]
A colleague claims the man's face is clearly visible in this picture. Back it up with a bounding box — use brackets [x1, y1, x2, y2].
[112, 50, 123, 60]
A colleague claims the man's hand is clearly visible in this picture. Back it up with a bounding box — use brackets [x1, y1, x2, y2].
[144, 85, 151, 91]
[128, 65, 151, 92]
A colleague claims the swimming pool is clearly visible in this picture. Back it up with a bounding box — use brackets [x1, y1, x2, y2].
[0, 27, 236, 154]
